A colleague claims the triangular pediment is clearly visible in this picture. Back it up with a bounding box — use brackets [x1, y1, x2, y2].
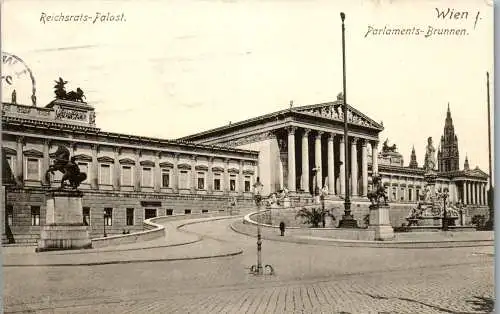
[462, 167, 489, 178]
[294, 101, 383, 130]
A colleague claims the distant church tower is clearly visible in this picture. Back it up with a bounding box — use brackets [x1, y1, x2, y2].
[409, 146, 418, 168]
[464, 155, 470, 170]
[438, 103, 460, 172]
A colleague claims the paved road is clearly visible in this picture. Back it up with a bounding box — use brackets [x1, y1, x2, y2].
[4, 218, 494, 313]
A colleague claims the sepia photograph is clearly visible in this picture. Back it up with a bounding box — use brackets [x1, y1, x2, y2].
[1, 0, 495, 313]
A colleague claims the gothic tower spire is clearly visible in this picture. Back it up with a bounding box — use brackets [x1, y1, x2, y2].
[409, 145, 418, 168]
[437, 103, 460, 172]
[464, 154, 470, 170]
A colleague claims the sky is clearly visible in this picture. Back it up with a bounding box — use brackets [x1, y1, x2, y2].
[1, 0, 494, 175]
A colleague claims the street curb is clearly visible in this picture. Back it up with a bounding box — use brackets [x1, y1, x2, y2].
[3, 249, 243, 267]
[230, 221, 494, 249]
[4, 216, 246, 267]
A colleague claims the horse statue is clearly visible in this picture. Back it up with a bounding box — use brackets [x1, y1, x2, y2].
[66, 88, 86, 102]
[382, 138, 397, 153]
[45, 145, 87, 189]
[367, 173, 388, 206]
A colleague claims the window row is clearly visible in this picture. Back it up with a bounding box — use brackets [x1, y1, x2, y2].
[6, 155, 254, 192]
[5, 206, 211, 227]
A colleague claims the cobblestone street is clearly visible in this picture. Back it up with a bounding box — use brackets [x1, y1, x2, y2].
[4, 218, 495, 313]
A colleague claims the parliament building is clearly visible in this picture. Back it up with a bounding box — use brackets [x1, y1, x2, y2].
[1, 91, 489, 245]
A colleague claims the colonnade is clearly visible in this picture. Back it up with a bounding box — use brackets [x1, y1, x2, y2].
[462, 180, 488, 205]
[284, 127, 378, 197]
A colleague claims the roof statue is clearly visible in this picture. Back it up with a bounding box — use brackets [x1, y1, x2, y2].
[382, 138, 397, 153]
[45, 145, 87, 189]
[423, 137, 436, 172]
[54, 77, 86, 103]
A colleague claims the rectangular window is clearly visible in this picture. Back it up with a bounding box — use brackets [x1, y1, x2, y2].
[31, 206, 40, 226]
[179, 170, 189, 189]
[126, 208, 134, 226]
[26, 158, 40, 181]
[197, 172, 205, 190]
[214, 173, 221, 191]
[400, 188, 405, 201]
[121, 165, 133, 186]
[104, 208, 113, 226]
[144, 208, 157, 220]
[83, 207, 90, 226]
[416, 189, 420, 199]
[184, 209, 191, 215]
[77, 163, 89, 183]
[166, 209, 173, 216]
[408, 189, 413, 201]
[5, 156, 14, 174]
[202, 209, 208, 213]
[142, 167, 153, 187]
[6, 205, 13, 226]
[230, 175, 236, 191]
[244, 176, 251, 192]
[162, 169, 170, 188]
[100, 164, 111, 185]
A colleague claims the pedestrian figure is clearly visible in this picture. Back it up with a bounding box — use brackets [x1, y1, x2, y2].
[279, 221, 285, 236]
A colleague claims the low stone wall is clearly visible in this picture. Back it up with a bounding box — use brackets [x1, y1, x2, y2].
[245, 211, 376, 241]
[90, 210, 246, 248]
[91, 217, 166, 248]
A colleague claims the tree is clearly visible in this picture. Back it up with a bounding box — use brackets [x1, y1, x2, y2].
[295, 207, 335, 228]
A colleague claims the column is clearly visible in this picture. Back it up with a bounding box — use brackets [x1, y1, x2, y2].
[154, 152, 161, 193]
[315, 131, 323, 190]
[371, 140, 379, 174]
[134, 149, 141, 192]
[339, 135, 345, 196]
[42, 139, 50, 185]
[301, 129, 310, 193]
[173, 153, 179, 192]
[327, 133, 335, 195]
[462, 181, 467, 204]
[472, 182, 476, 204]
[350, 137, 358, 196]
[287, 126, 296, 192]
[16, 136, 24, 184]
[478, 183, 482, 205]
[224, 158, 230, 194]
[483, 183, 491, 205]
[361, 139, 368, 196]
[113, 147, 120, 191]
[239, 160, 244, 195]
[91, 144, 99, 189]
[191, 155, 197, 193]
[207, 157, 213, 193]
[468, 181, 473, 205]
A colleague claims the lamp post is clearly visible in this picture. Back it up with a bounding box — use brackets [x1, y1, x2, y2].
[249, 177, 274, 275]
[338, 12, 358, 228]
[441, 187, 449, 231]
[103, 209, 107, 237]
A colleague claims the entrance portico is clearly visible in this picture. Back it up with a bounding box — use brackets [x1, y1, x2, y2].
[180, 97, 384, 197]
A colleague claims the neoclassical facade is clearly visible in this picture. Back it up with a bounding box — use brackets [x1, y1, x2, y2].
[2, 99, 258, 244]
[181, 97, 489, 209]
[181, 96, 383, 199]
[1, 91, 490, 245]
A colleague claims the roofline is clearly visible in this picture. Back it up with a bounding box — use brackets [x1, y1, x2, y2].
[179, 100, 384, 141]
[2, 116, 260, 157]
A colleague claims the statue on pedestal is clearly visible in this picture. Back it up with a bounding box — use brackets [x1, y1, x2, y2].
[367, 173, 388, 206]
[45, 145, 87, 189]
[423, 137, 436, 172]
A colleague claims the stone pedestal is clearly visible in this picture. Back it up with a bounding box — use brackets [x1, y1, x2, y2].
[37, 190, 91, 252]
[368, 204, 394, 241]
[283, 197, 291, 208]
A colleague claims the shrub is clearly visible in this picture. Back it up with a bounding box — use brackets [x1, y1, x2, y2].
[295, 207, 335, 228]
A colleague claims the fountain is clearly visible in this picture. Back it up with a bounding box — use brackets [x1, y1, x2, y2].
[405, 137, 460, 230]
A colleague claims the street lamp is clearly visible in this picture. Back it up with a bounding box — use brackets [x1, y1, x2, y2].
[103, 209, 107, 237]
[249, 177, 274, 275]
[338, 12, 358, 228]
[441, 187, 449, 231]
